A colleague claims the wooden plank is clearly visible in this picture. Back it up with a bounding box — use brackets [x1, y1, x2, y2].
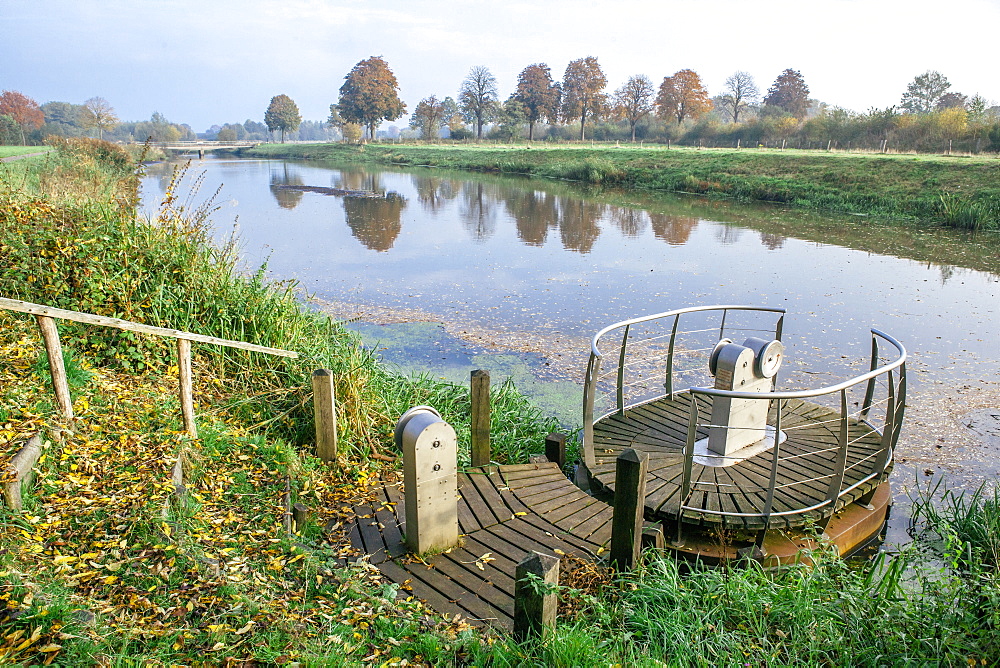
[458, 472, 506, 530]
[353, 504, 391, 564]
[2, 297, 299, 357]
[385, 559, 510, 627]
[427, 552, 514, 615]
[507, 514, 602, 555]
[468, 469, 531, 519]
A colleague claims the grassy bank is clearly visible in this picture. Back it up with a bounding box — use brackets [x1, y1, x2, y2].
[244, 142, 1000, 231]
[2, 140, 998, 665]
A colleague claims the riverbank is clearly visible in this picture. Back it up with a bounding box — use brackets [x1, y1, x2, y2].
[3, 140, 999, 664]
[243, 142, 1000, 231]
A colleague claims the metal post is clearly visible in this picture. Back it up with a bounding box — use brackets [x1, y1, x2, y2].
[398, 407, 459, 554]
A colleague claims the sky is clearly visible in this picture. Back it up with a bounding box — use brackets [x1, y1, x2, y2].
[3, 0, 999, 133]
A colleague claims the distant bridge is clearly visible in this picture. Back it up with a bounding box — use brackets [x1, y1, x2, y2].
[153, 141, 261, 156]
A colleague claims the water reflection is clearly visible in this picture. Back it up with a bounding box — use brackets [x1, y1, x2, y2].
[505, 190, 558, 247]
[759, 231, 787, 250]
[414, 175, 459, 213]
[611, 207, 649, 237]
[269, 164, 305, 209]
[343, 194, 407, 252]
[559, 198, 604, 253]
[649, 212, 698, 246]
[458, 182, 496, 242]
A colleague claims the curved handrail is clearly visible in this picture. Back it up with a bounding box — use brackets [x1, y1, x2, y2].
[591, 304, 786, 359]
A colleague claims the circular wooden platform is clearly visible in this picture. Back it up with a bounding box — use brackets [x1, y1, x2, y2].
[587, 393, 890, 530]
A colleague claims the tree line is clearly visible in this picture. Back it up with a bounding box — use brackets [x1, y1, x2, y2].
[310, 57, 1000, 154]
[4, 60, 999, 153]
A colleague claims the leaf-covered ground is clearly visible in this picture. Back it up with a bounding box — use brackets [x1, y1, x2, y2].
[0, 312, 479, 666]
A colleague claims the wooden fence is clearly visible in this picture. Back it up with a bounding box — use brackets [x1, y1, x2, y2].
[0, 297, 298, 437]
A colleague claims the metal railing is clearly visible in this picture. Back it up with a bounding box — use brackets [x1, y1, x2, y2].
[582, 306, 906, 535]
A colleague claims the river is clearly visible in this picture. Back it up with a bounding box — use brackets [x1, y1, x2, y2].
[141, 155, 1000, 528]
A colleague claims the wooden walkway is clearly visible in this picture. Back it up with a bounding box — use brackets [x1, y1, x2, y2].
[343, 462, 613, 629]
[589, 393, 888, 530]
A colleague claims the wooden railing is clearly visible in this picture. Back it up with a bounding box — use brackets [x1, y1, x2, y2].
[0, 297, 298, 438]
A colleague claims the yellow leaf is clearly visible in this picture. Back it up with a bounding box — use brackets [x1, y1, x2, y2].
[211, 642, 225, 651]
[103, 575, 118, 585]
[235, 622, 255, 635]
[38, 644, 62, 652]
[514, 511, 527, 516]
[554, 549, 566, 556]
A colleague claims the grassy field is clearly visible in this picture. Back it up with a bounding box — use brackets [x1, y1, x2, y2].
[0, 146, 53, 158]
[245, 142, 1000, 231]
[2, 139, 998, 665]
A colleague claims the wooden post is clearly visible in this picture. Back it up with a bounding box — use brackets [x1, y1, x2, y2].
[282, 477, 292, 536]
[35, 315, 73, 420]
[312, 369, 337, 462]
[610, 448, 649, 571]
[177, 338, 197, 438]
[513, 551, 559, 642]
[470, 369, 490, 467]
[1, 434, 42, 511]
[292, 503, 310, 532]
[545, 433, 566, 469]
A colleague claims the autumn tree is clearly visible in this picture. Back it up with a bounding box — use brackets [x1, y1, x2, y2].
[561, 56, 607, 140]
[763, 69, 810, 119]
[0, 90, 44, 144]
[614, 74, 654, 141]
[935, 92, 967, 111]
[264, 94, 301, 143]
[655, 69, 712, 125]
[81, 96, 118, 140]
[900, 70, 950, 114]
[409, 95, 447, 140]
[719, 71, 759, 123]
[338, 56, 406, 140]
[459, 66, 499, 140]
[514, 63, 560, 141]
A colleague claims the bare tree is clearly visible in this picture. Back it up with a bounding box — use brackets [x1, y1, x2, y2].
[459, 66, 499, 140]
[82, 97, 118, 140]
[614, 75, 654, 141]
[719, 71, 759, 123]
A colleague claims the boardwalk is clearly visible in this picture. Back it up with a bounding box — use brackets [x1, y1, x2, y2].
[343, 462, 613, 629]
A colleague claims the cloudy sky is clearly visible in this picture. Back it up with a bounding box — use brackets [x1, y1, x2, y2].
[3, 0, 997, 133]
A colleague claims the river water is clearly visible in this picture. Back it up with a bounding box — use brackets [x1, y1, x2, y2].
[141, 156, 1000, 521]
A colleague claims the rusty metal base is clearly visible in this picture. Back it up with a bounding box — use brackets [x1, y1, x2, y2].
[662, 481, 892, 567]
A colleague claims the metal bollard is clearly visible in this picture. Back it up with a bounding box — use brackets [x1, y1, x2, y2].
[395, 406, 459, 554]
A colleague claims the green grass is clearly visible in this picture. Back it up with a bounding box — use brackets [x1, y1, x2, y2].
[0, 146, 53, 158]
[245, 142, 1000, 231]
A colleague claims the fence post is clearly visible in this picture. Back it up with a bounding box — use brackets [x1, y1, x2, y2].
[313, 369, 337, 462]
[35, 315, 73, 420]
[610, 448, 649, 571]
[544, 433, 566, 469]
[470, 369, 491, 467]
[513, 551, 560, 641]
[177, 338, 197, 438]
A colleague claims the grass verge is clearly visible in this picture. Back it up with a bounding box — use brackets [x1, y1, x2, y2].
[244, 142, 1000, 231]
